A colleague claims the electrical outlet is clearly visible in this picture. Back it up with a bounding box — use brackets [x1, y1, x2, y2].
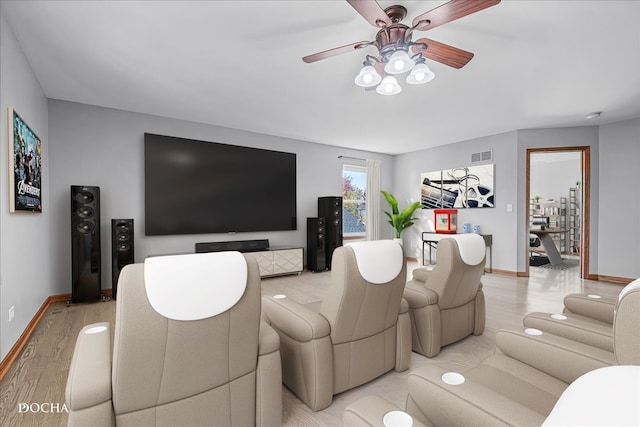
[8, 306, 15, 322]
[507, 203, 513, 212]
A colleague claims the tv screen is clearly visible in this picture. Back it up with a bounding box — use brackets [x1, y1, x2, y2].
[144, 133, 297, 236]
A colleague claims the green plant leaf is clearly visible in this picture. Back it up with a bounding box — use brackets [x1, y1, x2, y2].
[381, 190, 399, 215]
[381, 191, 423, 238]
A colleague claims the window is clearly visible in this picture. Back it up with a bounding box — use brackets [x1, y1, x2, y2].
[342, 165, 366, 237]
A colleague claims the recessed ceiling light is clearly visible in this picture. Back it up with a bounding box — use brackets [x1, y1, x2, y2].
[585, 112, 602, 120]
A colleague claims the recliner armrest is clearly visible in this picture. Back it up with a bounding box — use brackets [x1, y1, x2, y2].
[403, 281, 439, 309]
[399, 297, 409, 314]
[65, 322, 114, 427]
[495, 329, 615, 384]
[407, 363, 548, 426]
[411, 268, 432, 283]
[262, 295, 330, 342]
[256, 321, 283, 427]
[258, 320, 280, 356]
[563, 294, 616, 324]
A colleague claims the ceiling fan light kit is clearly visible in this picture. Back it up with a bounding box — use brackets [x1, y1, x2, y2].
[304, 0, 501, 96]
[376, 76, 402, 95]
[406, 61, 435, 85]
[384, 50, 415, 74]
[354, 63, 382, 87]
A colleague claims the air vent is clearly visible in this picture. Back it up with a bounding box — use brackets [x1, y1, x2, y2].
[471, 150, 493, 163]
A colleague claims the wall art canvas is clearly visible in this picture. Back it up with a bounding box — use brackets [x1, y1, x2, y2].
[421, 164, 494, 209]
[8, 107, 42, 212]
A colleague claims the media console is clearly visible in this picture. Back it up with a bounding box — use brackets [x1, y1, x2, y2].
[195, 239, 303, 278]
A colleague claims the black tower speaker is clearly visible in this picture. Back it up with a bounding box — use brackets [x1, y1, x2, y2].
[306, 217, 326, 272]
[70, 185, 101, 302]
[318, 196, 342, 269]
[111, 219, 134, 300]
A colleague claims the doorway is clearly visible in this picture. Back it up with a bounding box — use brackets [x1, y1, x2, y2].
[526, 147, 590, 278]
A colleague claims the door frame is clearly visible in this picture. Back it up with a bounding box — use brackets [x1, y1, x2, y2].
[525, 146, 590, 278]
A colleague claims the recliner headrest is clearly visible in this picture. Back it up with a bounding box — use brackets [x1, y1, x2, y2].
[618, 277, 640, 302]
[345, 240, 403, 284]
[445, 234, 485, 266]
[144, 252, 247, 321]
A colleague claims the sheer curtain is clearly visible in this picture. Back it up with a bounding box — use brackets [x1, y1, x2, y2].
[366, 159, 381, 241]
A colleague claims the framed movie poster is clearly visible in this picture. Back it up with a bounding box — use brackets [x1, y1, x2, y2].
[8, 107, 42, 212]
[420, 164, 495, 209]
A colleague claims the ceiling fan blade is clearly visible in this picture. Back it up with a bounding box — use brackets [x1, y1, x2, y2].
[346, 0, 392, 27]
[412, 0, 501, 31]
[412, 38, 474, 69]
[303, 41, 372, 63]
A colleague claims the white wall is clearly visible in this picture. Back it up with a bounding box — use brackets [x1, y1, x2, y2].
[0, 11, 51, 360]
[48, 100, 394, 296]
[393, 131, 519, 272]
[597, 118, 640, 279]
[530, 156, 581, 203]
[394, 125, 629, 277]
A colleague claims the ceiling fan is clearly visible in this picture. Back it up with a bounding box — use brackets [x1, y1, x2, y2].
[303, 0, 501, 95]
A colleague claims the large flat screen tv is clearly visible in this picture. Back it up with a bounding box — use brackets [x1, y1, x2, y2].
[144, 133, 297, 236]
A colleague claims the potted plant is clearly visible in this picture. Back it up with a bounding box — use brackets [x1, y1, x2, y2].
[381, 190, 423, 238]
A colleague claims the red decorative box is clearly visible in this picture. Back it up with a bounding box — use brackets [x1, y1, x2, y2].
[434, 209, 458, 234]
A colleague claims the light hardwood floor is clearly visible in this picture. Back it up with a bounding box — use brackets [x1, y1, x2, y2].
[0, 262, 623, 427]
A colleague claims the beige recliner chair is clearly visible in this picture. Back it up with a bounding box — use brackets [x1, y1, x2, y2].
[261, 240, 411, 411]
[522, 281, 628, 352]
[403, 233, 486, 357]
[65, 252, 282, 427]
[404, 278, 640, 426]
[344, 365, 640, 427]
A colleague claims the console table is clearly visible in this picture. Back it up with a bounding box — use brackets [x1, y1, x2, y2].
[529, 229, 567, 266]
[148, 247, 304, 278]
[194, 239, 303, 278]
[422, 232, 493, 273]
[243, 247, 303, 278]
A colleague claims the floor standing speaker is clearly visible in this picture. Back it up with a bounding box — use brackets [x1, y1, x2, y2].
[318, 196, 342, 269]
[307, 217, 326, 272]
[70, 185, 101, 302]
[111, 219, 134, 299]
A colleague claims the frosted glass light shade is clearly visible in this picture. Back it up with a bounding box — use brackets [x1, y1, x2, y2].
[354, 65, 382, 87]
[376, 76, 402, 95]
[406, 62, 435, 84]
[384, 50, 414, 75]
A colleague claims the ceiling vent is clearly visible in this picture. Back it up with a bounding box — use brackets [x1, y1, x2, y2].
[472, 150, 493, 163]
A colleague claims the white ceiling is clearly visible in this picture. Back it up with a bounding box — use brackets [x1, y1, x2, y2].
[3, 0, 639, 155]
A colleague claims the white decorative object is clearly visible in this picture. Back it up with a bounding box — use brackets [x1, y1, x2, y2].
[524, 328, 543, 336]
[448, 234, 486, 265]
[441, 372, 466, 385]
[85, 325, 108, 334]
[383, 410, 413, 427]
[618, 277, 640, 301]
[346, 240, 403, 284]
[543, 366, 640, 426]
[144, 252, 247, 321]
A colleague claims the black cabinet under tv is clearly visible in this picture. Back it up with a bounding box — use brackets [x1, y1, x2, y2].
[195, 239, 270, 253]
